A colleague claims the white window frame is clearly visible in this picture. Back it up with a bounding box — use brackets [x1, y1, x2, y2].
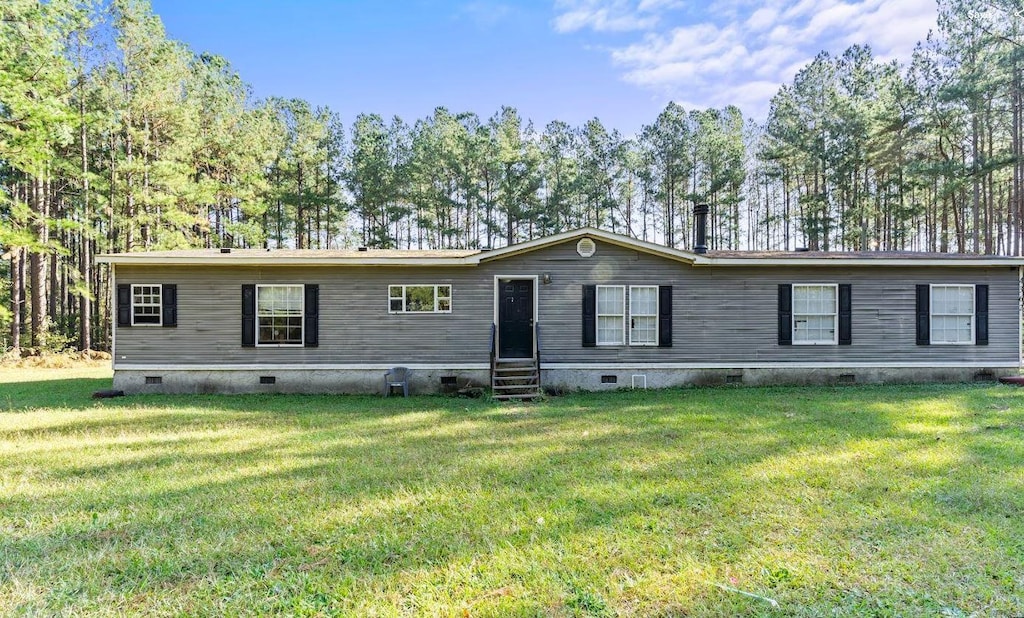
[256, 284, 304, 347]
[930, 284, 975, 345]
[131, 284, 162, 326]
[629, 285, 659, 346]
[792, 283, 838, 346]
[388, 284, 452, 314]
[596, 285, 626, 346]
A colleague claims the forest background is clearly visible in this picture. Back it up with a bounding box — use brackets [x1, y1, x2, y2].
[1, 0, 1020, 353]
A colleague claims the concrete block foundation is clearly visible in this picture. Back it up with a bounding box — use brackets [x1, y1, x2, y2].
[539, 366, 1018, 391]
[113, 365, 1019, 395]
[113, 368, 490, 395]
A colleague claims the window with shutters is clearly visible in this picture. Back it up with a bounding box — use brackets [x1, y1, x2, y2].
[388, 284, 452, 313]
[629, 286, 658, 346]
[792, 284, 838, 345]
[131, 284, 162, 325]
[930, 284, 974, 344]
[596, 285, 625, 345]
[256, 285, 304, 345]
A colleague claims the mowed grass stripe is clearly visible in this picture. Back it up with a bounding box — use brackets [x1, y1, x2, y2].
[1, 367, 1022, 615]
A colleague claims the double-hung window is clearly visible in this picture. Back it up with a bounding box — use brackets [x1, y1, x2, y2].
[584, 284, 671, 348]
[596, 285, 625, 345]
[131, 284, 162, 325]
[792, 284, 838, 345]
[629, 286, 658, 346]
[388, 285, 452, 313]
[117, 283, 176, 328]
[256, 284, 304, 345]
[930, 284, 974, 344]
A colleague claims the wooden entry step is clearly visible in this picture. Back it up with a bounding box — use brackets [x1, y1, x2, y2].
[491, 358, 541, 400]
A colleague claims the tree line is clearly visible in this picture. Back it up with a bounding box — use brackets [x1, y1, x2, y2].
[1, 0, 1020, 353]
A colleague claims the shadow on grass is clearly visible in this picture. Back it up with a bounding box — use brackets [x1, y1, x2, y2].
[2, 378, 1023, 613]
[1, 377, 115, 412]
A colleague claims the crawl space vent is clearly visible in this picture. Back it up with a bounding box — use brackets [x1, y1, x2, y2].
[576, 238, 596, 257]
[259, 376, 276, 385]
[145, 376, 162, 385]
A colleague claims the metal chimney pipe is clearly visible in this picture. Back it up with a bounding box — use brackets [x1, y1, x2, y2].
[693, 203, 709, 254]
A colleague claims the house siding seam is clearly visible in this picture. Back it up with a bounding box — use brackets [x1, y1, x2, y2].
[111, 239, 1021, 371]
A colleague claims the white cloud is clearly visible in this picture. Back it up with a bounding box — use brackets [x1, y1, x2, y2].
[552, 0, 938, 119]
[636, 0, 685, 11]
[552, 0, 677, 33]
[839, 0, 937, 60]
[554, 8, 656, 33]
[457, 2, 514, 28]
[781, 0, 840, 22]
[745, 8, 778, 32]
[803, 3, 861, 39]
[611, 24, 737, 67]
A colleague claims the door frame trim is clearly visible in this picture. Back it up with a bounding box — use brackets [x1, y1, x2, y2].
[493, 274, 539, 360]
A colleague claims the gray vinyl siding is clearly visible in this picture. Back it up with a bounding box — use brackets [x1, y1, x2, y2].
[491, 240, 1020, 364]
[114, 266, 492, 365]
[113, 238, 1021, 367]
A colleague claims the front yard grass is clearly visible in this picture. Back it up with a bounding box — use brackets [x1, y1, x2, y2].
[1, 367, 1022, 616]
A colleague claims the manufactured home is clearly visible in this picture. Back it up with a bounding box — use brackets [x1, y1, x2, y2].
[97, 211, 1024, 396]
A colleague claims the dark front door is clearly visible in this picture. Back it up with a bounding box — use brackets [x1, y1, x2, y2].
[498, 279, 534, 358]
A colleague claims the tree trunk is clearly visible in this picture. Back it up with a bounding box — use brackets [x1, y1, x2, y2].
[29, 174, 49, 348]
[125, 112, 135, 252]
[48, 176, 59, 324]
[296, 162, 305, 249]
[10, 248, 22, 353]
[80, 89, 92, 350]
[1011, 63, 1019, 254]
[972, 110, 980, 254]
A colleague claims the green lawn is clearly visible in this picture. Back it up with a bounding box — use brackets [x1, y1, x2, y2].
[1, 368, 1023, 616]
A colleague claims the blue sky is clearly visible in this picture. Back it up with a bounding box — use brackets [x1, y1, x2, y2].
[151, 0, 938, 135]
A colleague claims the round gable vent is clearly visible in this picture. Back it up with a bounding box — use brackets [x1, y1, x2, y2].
[576, 238, 596, 257]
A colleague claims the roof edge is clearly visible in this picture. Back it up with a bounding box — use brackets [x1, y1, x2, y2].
[699, 257, 1024, 267]
[474, 227, 701, 264]
[94, 228, 1024, 268]
[95, 255, 478, 266]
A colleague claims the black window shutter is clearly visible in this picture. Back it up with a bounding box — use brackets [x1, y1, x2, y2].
[778, 284, 792, 346]
[658, 285, 673, 348]
[304, 284, 319, 347]
[838, 284, 852, 345]
[241, 284, 256, 347]
[117, 284, 132, 327]
[582, 285, 596, 347]
[161, 284, 177, 327]
[915, 285, 930, 345]
[975, 284, 988, 345]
